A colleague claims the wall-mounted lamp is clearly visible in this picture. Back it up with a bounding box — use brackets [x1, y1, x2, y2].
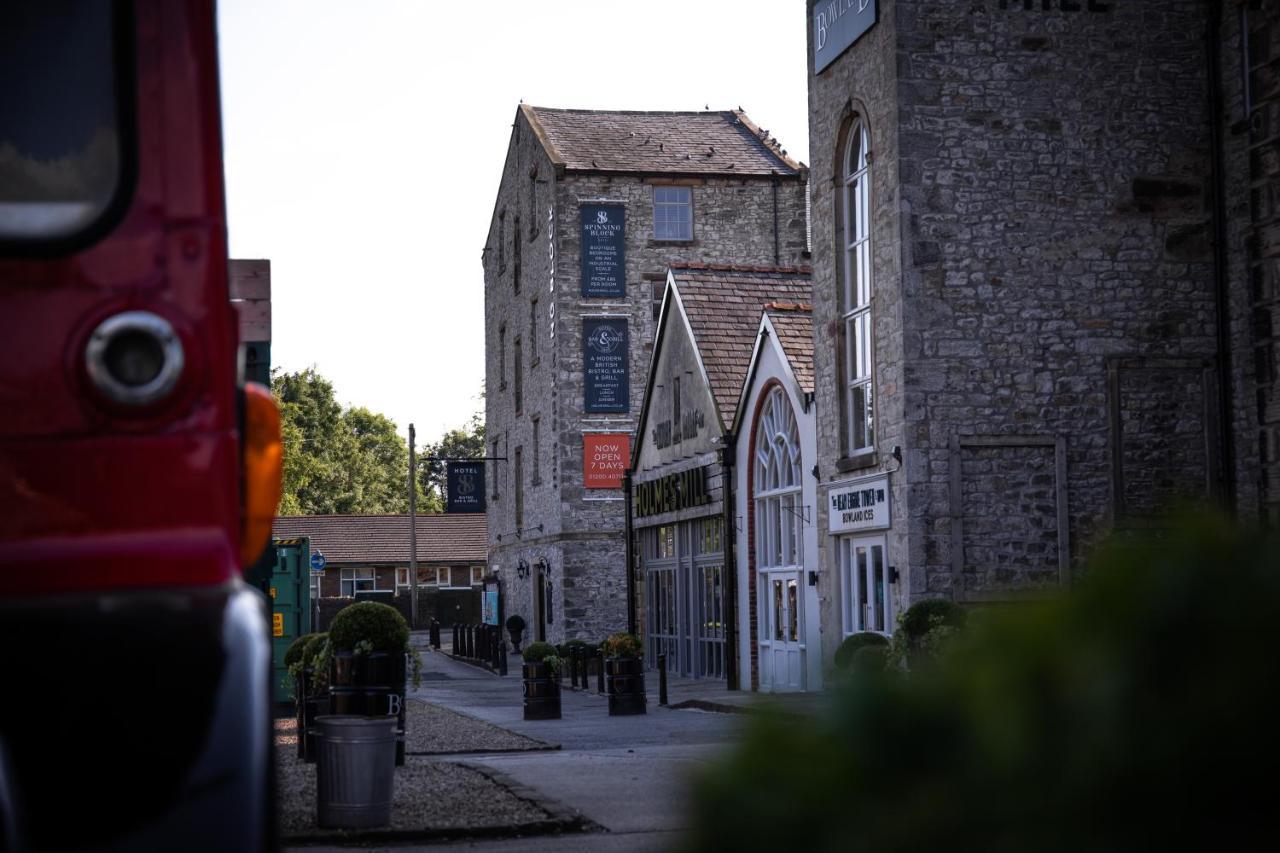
[888, 445, 903, 473]
[516, 559, 530, 580]
[889, 565, 900, 584]
[808, 570, 819, 587]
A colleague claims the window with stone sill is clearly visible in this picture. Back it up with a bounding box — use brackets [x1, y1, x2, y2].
[839, 117, 875, 458]
[653, 185, 693, 241]
[498, 211, 507, 272]
[498, 324, 507, 391]
[528, 171, 539, 239]
[513, 215, 522, 293]
[340, 567, 379, 597]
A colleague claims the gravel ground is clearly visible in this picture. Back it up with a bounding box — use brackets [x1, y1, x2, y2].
[404, 699, 556, 754]
[273, 705, 573, 843]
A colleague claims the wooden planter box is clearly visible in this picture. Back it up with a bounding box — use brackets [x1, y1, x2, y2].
[605, 657, 647, 716]
[522, 661, 561, 720]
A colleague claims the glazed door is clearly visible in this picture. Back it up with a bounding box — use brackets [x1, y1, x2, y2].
[759, 570, 805, 692]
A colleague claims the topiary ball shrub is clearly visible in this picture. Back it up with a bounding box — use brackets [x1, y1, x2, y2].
[849, 645, 888, 673]
[602, 632, 642, 659]
[505, 614, 526, 633]
[284, 634, 312, 668]
[329, 602, 410, 653]
[897, 598, 966, 642]
[833, 632, 889, 670]
[522, 641, 556, 664]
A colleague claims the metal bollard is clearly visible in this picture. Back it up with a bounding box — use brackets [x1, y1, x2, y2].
[452, 623, 459, 653]
[659, 653, 668, 706]
[491, 627, 501, 671]
[499, 640, 508, 676]
[597, 650, 605, 694]
[430, 618, 440, 650]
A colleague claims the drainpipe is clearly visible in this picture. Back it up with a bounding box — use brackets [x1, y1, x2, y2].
[1207, 0, 1237, 513]
[624, 469, 637, 636]
[721, 436, 739, 691]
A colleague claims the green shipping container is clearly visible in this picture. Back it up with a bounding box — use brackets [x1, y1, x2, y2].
[270, 537, 312, 706]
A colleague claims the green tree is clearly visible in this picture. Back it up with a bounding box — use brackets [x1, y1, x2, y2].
[273, 367, 409, 515]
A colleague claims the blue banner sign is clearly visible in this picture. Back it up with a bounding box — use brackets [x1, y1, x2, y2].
[812, 0, 877, 73]
[583, 318, 629, 413]
[446, 460, 486, 513]
[580, 203, 626, 297]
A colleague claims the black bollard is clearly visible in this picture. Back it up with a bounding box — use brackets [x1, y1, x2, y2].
[659, 652, 668, 706]
[491, 627, 501, 671]
[430, 618, 440, 650]
[498, 636, 508, 676]
[452, 623, 459, 654]
[597, 650, 605, 693]
[579, 649, 588, 690]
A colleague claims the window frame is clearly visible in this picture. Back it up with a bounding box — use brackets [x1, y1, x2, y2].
[754, 387, 803, 573]
[652, 185, 693, 242]
[0, 1, 139, 257]
[513, 335, 523, 414]
[837, 117, 875, 464]
[838, 533, 892, 636]
[339, 567, 378, 597]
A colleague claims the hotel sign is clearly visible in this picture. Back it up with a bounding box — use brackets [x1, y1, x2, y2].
[812, 0, 877, 73]
[828, 474, 890, 533]
[580, 203, 626, 298]
[446, 461, 486, 513]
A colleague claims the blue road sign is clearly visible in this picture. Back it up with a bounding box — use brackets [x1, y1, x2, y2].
[309, 551, 326, 573]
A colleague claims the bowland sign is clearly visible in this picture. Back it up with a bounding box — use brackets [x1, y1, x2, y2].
[811, 0, 877, 73]
[584, 433, 630, 489]
[828, 474, 890, 533]
[580, 203, 626, 298]
[583, 318, 629, 412]
[634, 466, 713, 518]
[446, 461, 486, 513]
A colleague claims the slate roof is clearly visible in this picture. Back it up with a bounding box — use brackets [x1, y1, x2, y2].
[764, 304, 815, 395]
[271, 514, 486, 565]
[670, 265, 812, 427]
[523, 105, 804, 177]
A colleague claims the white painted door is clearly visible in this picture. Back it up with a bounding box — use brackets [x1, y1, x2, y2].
[759, 569, 805, 692]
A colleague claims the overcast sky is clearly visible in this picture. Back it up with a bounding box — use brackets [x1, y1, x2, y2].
[217, 0, 811, 443]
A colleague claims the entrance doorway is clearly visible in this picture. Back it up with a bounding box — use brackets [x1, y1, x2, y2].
[642, 516, 725, 680]
[759, 569, 804, 691]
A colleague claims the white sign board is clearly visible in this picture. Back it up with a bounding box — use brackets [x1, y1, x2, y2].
[828, 475, 890, 533]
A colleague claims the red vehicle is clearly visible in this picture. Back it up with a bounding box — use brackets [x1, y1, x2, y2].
[0, 2, 282, 850]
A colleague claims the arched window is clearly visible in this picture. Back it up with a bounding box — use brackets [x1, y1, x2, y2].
[840, 118, 873, 456]
[755, 387, 803, 571]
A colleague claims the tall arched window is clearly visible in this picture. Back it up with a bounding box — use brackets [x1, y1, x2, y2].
[755, 386, 803, 647]
[840, 118, 874, 456]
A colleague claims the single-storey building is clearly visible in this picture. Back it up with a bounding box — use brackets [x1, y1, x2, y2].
[271, 514, 487, 629]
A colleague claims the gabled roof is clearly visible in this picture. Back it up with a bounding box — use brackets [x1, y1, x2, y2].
[732, 306, 816, 434]
[668, 264, 812, 429]
[764, 303, 815, 395]
[522, 105, 804, 177]
[271, 514, 486, 565]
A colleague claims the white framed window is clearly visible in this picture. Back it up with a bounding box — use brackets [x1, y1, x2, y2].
[653, 185, 692, 241]
[396, 567, 409, 588]
[838, 534, 891, 635]
[754, 387, 803, 572]
[471, 565, 484, 585]
[840, 119, 874, 456]
[340, 567, 376, 597]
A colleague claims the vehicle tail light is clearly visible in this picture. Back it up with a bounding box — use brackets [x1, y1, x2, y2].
[241, 381, 283, 567]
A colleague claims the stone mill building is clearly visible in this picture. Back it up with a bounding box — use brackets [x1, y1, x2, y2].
[483, 105, 810, 644]
[802, 0, 1275, 668]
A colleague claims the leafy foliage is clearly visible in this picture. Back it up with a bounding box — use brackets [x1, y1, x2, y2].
[328, 602, 410, 653]
[505, 613, 526, 633]
[682, 516, 1280, 852]
[273, 368, 408, 515]
[602, 632, 642, 659]
[521, 641, 556, 664]
[833, 632, 889, 670]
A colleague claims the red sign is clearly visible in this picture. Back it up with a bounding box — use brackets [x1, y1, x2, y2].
[584, 434, 630, 489]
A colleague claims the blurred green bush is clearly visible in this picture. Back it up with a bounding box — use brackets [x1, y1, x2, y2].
[682, 516, 1279, 852]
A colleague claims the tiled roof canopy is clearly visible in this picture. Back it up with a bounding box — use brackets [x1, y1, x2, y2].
[523, 106, 803, 177]
[271, 514, 487, 565]
[671, 265, 812, 426]
[765, 306, 815, 395]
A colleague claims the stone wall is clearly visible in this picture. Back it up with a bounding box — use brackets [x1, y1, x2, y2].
[807, 0, 1258, 653]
